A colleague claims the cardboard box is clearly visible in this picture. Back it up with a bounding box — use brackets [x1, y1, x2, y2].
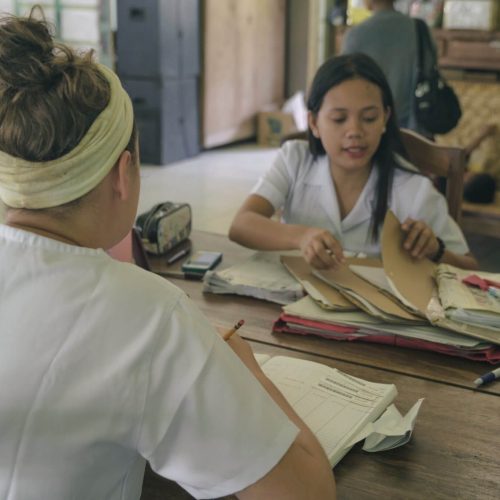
[443, 0, 499, 30]
[257, 111, 298, 147]
[346, 0, 371, 25]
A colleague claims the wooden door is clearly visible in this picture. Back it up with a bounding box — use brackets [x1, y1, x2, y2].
[202, 0, 286, 148]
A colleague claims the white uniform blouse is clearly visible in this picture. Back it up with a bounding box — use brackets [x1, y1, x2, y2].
[252, 140, 469, 256]
[0, 225, 298, 500]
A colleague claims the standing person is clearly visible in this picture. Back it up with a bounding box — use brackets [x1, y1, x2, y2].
[229, 54, 477, 271]
[0, 14, 336, 500]
[341, 0, 435, 136]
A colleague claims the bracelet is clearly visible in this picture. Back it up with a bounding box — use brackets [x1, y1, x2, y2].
[431, 237, 446, 263]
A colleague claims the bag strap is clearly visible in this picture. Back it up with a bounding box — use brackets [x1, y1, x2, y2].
[415, 18, 439, 78]
[136, 202, 167, 239]
[414, 18, 426, 77]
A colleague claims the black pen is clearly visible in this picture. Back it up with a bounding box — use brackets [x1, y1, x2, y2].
[166, 247, 191, 265]
[156, 270, 203, 281]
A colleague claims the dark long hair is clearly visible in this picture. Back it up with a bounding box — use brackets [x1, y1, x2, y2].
[306, 53, 408, 240]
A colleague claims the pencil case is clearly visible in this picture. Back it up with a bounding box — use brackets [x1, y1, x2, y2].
[135, 202, 192, 255]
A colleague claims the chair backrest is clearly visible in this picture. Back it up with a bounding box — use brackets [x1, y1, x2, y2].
[400, 128, 465, 223]
[279, 131, 308, 145]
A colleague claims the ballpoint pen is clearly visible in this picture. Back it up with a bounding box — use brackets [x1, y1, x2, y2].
[166, 246, 191, 265]
[156, 270, 203, 281]
[474, 367, 500, 387]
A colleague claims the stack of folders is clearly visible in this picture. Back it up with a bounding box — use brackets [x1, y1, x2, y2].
[273, 296, 500, 362]
[275, 211, 500, 362]
[203, 251, 304, 305]
[434, 265, 500, 332]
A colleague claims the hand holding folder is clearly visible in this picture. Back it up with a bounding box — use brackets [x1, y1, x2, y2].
[275, 210, 500, 362]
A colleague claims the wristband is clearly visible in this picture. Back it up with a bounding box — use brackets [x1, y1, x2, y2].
[431, 237, 445, 263]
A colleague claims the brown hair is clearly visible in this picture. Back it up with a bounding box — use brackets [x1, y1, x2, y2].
[0, 13, 137, 163]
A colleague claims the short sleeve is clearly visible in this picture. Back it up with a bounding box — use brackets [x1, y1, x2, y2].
[137, 294, 299, 499]
[251, 141, 300, 210]
[393, 174, 469, 255]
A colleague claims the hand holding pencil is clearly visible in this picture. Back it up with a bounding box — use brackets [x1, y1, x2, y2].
[222, 319, 265, 377]
[223, 319, 245, 341]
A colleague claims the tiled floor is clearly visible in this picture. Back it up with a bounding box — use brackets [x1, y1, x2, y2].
[139, 145, 500, 272]
[139, 144, 276, 235]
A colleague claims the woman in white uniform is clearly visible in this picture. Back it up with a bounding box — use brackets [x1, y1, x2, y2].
[0, 14, 335, 500]
[230, 54, 477, 271]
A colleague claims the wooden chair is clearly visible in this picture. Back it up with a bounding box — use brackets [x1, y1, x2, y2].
[279, 130, 308, 145]
[400, 128, 466, 223]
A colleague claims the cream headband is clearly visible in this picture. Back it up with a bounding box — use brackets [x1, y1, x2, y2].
[0, 64, 134, 209]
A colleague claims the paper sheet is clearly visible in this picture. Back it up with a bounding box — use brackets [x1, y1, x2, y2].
[344, 399, 424, 452]
[258, 355, 398, 466]
[350, 265, 394, 293]
[281, 91, 308, 131]
[281, 255, 356, 310]
[436, 264, 500, 316]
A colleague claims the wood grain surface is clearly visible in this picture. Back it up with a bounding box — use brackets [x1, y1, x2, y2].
[148, 231, 500, 396]
[141, 342, 500, 500]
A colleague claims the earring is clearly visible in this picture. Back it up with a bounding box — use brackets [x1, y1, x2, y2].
[382, 126, 387, 133]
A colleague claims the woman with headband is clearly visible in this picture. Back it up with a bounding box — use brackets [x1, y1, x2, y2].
[0, 15, 335, 500]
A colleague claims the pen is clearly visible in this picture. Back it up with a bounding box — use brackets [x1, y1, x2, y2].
[474, 367, 500, 387]
[156, 270, 203, 281]
[223, 319, 245, 341]
[166, 246, 191, 265]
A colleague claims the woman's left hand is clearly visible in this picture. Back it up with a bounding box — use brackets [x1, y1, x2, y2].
[401, 218, 440, 260]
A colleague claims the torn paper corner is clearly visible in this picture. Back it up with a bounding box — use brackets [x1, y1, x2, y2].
[343, 398, 424, 453]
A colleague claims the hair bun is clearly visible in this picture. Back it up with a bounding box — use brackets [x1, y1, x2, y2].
[0, 16, 60, 90]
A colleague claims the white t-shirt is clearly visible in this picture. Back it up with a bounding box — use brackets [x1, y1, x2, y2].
[0, 225, 298, 500]
[252, 141, 469, 256]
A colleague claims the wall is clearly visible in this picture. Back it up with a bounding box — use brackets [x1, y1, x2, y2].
[286, 0, 331, 97]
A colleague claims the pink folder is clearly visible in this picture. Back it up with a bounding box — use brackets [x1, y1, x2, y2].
[273, 313, 500, 364]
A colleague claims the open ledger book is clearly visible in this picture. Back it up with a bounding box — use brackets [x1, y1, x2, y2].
[255, 354, 398, 466]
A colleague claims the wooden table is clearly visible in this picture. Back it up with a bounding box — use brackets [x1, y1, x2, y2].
[141, 231, 500, 500]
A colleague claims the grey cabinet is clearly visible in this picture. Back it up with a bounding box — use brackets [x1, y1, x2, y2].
[116, 0, 200, 164]
[122, 77, 199, 165]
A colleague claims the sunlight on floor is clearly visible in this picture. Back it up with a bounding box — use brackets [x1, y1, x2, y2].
[139, 144, 279, 236]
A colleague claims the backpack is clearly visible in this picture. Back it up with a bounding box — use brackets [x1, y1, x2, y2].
[414, 19, 462, 135]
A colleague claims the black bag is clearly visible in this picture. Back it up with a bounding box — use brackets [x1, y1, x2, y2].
[414, 19, 462, 135]
[135, 202, 192, 255]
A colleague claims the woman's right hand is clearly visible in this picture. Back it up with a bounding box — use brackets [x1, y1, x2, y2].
[298, 227, 344, 269]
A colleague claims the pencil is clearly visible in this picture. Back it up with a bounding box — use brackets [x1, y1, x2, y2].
[223, 319, 245, 341]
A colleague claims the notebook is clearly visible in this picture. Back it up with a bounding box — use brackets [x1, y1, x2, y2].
[255, 353, 398, 467]
[203, 251, 304, 305]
